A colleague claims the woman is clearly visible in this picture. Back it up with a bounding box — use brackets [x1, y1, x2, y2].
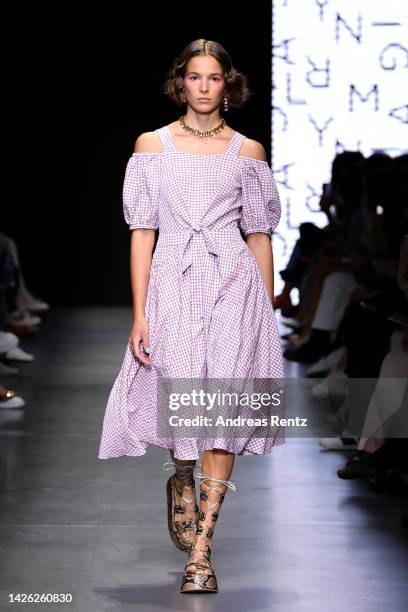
[98, 39, 284, 593]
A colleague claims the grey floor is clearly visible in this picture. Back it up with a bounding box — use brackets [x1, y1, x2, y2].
[1, 307, 407, 612]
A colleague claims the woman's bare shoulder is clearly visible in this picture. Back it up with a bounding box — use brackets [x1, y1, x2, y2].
[239, 137, 267, 161]
[133, 131, 163, 153]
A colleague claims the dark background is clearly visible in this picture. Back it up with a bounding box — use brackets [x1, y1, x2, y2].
[4, 3, 272, 305]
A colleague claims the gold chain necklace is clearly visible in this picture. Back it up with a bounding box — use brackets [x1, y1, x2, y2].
[179, 114, 226, 138]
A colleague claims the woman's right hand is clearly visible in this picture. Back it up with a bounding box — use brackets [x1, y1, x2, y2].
[129, 316, 153, 365]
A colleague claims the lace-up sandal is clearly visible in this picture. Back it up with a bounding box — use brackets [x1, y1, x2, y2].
[163, 460, 200, 552]
[180, 471, 237, 593]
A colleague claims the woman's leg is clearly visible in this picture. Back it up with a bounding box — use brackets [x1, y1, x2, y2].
[184, 449, 235, 578]
[167, 449, 198, 549]
[201, 448, 235, 483]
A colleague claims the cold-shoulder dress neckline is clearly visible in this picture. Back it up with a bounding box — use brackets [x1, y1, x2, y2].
[161, 124, 240, 158]
[130, 125, 271, 165]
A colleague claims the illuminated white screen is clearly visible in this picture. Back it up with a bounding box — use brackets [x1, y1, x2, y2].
[271, 0, 408, 295]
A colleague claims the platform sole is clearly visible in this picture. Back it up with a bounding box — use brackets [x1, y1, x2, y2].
[180, 573, 218, 593]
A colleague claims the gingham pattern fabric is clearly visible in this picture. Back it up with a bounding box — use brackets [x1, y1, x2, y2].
[98, 125, 285, 460]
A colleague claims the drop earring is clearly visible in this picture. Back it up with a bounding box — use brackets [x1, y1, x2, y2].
[223, 95, 229, 112]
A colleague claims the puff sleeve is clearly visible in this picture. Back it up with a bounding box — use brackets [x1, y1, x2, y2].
[122, 153, 161, 230]
[239, 159, 281, 237]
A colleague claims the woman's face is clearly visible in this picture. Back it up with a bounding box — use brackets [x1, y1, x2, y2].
[182, 54, 225, 113]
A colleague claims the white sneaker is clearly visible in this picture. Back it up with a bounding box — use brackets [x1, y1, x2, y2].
[0, 361, 19, 376]
[279, 316, 304, 329]
[306, 346, 345, 376]
[11, 309, 42, 326]
[24, 301, 49, 313]
[0, 394, 26, 409]
[17, 287, 50, 312]
[319, 437, 358, 450]
[5, 346, 34, 362]
[0, 332, 19, 354]
[311, 370, 348, 398]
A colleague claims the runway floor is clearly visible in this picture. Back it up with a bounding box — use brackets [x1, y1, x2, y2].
[0, 307, 407, 611]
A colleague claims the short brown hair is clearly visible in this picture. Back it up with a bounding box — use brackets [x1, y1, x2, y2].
[163, 39, 251, 108]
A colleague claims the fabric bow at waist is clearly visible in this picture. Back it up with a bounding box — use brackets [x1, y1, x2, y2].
[157, 226, 244, 275]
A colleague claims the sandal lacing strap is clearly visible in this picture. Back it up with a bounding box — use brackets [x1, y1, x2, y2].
[163, 461, 202, 480]
[163, 461, 202, 517]
[163, 461, 202, 475]
[195, 471, 238, 492]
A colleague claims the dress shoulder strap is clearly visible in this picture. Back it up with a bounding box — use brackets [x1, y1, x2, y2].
[227, 131, 247, 158]
[156, 126, 176, 154]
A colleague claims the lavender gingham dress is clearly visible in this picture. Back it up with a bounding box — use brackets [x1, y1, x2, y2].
[98, 125, 284, 460]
